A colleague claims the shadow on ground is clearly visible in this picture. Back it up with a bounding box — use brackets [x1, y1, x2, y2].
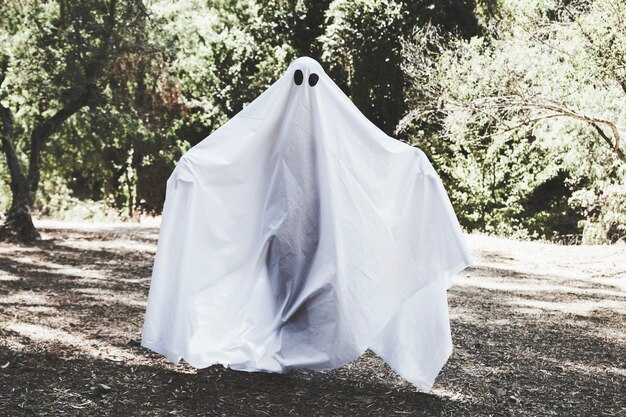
[0, 225, 624, 416]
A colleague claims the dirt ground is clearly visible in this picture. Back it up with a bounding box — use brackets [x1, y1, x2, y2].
[0, 220, 624, 417]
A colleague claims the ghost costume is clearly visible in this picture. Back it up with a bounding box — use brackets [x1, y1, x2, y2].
[141, 56, 472, 390]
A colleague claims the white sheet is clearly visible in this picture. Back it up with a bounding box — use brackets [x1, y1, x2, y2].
[141, 56, 472, 390]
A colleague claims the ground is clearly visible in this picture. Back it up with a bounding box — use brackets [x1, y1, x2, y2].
[0, 220, 624, 417]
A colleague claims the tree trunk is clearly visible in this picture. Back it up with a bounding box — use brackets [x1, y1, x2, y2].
[0, 104, 41, 243]
[1, 91, 92, 242]
[2, 187, 41, 243]
[0, 1, 121, 241]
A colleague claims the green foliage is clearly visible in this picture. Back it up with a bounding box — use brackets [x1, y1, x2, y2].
[401, 0, 626, 243]
[320, 0, 480, 135]
[1, 0, 149, 116]
[2, 0, 622, 244]
[321, 0, 406, 134]
[0, 0, 162, 218]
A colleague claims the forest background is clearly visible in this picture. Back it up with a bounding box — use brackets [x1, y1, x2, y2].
[1, 0, 624, 244]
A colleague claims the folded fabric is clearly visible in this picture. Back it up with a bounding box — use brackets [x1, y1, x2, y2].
[142, 56, 473, 390]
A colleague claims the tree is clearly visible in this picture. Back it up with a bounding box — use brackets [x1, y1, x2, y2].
[0, 0, 487, 240]
[0, 0, 152, 242]
[256, 0, 333, 58]
[321, 0, 480, 135]
[400, 0, 626, 242]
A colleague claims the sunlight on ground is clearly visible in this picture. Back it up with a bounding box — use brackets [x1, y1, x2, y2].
[64, 239, 157, 253]
[77, 288, 146, 308]
[430, 386, 474, 404]
[454, 276, 625, 299]
[5, 322, 144, 363]
[0, 274, 21, 282]
[3, 292, 50, 306]
[508, 298, 626, 316]
[1, 222, 624, 417]
[467, 234, 626, 280]
[35, 217, 162, 230]
[462, 234, 626, 318]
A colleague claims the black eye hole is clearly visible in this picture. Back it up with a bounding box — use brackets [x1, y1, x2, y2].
[294, 69, 303, 85]
[308, 73, 319, 86]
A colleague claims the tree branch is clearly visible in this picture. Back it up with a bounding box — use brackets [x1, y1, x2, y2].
[466, 95, 626, 164]
[27, 0, 120, 202]
[27, 86, 98, 202]
[513, 99, 623, 162]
